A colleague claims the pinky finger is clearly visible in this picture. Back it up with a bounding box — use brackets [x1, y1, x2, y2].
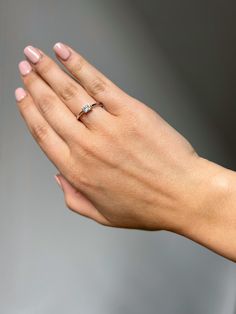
[15, 87, 70, 171]
[55, 174, 112, 226]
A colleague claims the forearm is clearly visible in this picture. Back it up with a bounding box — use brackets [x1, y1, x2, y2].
[175, 157, 236, 262]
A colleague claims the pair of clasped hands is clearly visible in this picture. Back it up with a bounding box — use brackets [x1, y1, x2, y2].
[15, 43, 236, 262]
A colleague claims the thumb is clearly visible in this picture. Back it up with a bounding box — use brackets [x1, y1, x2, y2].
[54, 174, 112, 226]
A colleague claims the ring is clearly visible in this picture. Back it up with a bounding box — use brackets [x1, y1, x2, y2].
[76, 102, 104, 121]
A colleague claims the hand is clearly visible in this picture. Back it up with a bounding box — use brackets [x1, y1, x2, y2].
[15, 43, 208, 232]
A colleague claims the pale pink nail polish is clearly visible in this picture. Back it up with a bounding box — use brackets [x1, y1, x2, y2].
[54, 175, 62, 189]
[53, 42, 71, 61]
[18, 60, 32, 76]
[15, 87, 27, 101]
[24, 45, 42, 64]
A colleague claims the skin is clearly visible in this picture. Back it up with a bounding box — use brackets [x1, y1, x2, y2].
[15, 43, 236, 262]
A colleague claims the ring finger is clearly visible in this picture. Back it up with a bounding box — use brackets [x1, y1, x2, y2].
[23, 45, 113, 130]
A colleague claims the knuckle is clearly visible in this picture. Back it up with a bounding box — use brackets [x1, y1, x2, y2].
[88, 77, 106, 96]
[31, 123, 49, 143]
[37, 94, 56, 115]
[60, 82, 79, 102]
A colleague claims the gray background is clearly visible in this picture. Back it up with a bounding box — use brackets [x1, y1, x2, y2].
[0, 0, 236, 313]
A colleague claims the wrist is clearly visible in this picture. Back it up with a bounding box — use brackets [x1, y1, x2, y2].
[175, 156, 236, 261]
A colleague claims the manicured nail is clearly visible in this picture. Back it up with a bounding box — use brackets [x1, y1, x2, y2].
[15, 87, 27, 101]
[18, 60, 32, 76]
[24, 45, 42, 64]
[53, 42, 71, 61]
[54, 175, 62, 189]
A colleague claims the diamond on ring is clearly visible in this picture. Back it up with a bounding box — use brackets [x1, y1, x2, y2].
[76, 102, 104, 121]
[82, 103, 92, 113]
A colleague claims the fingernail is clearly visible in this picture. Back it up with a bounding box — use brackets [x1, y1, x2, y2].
[18, 60, 32, 76]
[24, 45, 42, 64]
[15, 87, 27, 101]
[53, 42, 71, 61]
[54, 175, 62, 189]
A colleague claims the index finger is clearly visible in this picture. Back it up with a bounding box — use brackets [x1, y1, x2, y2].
[18, 60, 88, 143]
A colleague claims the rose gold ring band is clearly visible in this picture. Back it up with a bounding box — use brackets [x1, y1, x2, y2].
[76, 102, 104, 121]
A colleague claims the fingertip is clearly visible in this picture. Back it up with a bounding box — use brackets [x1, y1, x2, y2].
[15, 87, 27, 102]
[53, 42, 60, 50]
[53, 42, 65, 50]
[18, 60, 32, 76]
[23, 45, 32, 55]
[23, 45, 42, 64]
[53, 42, 71, 61]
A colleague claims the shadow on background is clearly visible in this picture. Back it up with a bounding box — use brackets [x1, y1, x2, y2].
[133, 0, 236, 168]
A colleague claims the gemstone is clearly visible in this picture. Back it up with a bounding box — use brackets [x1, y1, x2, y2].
[82, 103, 92, 113]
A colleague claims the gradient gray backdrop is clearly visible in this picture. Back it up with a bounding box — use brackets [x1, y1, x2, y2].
[0, 0, 236, 313]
